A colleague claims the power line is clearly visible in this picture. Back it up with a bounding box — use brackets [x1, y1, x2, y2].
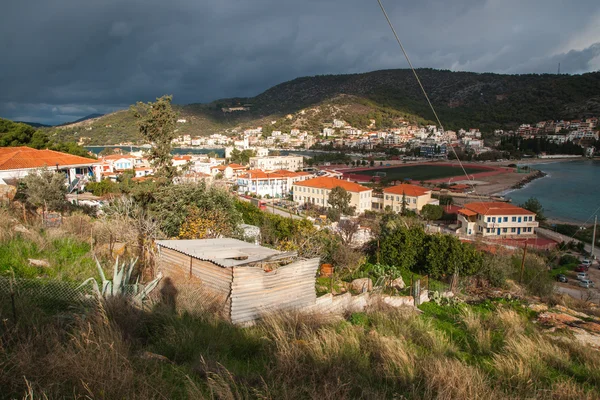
[376, 0, 486, 204]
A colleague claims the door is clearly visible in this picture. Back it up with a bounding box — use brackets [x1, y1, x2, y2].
[517, 228, 521, 235]
[497, 228, 501, 235]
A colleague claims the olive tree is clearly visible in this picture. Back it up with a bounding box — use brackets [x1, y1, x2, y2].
[22, 168, 68, 211]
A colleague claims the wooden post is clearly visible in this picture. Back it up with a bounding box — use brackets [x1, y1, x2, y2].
[189, 256, 193, 279]
[520, 242, 528, 284]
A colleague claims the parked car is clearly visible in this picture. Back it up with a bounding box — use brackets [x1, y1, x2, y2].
[580, 259, 594, 268]
[575, 265, 588, 272]
[579, 280, 595, 289]
[576, 272, 589, 281]
[556, 274, 568, 283]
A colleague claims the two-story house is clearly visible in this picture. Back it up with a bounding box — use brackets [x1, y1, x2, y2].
[292, 177, 372, 214]
[381, 183, 437, 213]
[457, 202, 538, 237]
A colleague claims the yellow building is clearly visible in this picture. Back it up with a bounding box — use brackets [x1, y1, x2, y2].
[292, 177, 372, 214]
[457, 202, 538, 237]
[382, 183, 436, 213]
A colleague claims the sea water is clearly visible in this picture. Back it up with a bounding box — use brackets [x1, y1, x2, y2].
[506, 159, 600, 224]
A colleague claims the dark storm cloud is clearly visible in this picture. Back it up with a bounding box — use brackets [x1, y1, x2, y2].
[1, 0, 599, 124]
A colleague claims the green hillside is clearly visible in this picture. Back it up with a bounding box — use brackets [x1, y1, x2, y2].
[42, 69, 600, 145]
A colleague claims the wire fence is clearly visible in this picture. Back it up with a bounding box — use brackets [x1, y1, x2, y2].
[0, 276, 154, 323]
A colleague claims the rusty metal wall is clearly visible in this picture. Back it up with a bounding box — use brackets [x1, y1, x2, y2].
[230, 258, 319, 325]
[158, 247, 233, 297]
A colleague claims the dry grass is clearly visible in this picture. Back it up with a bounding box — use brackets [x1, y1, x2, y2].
[419, 358, 500, 400]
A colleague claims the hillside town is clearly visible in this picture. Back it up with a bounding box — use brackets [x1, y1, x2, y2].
[161, 114, 599, 159]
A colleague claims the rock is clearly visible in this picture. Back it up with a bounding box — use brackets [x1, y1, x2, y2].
[391, 277, 405, 290]
[529, 303, 548, 313]
[351, 278, 372, 293]
[28, 259, 50, 268]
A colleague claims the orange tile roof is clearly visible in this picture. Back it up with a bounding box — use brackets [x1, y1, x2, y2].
[294, 177, 371, 193]
[228, 163, 247, 170]
[172, 155, 191, 161]
[238, 169, 291, 179]
[464, 202, 535, 216]
[384, 183, 430, 197]
[0, 147, 98, 171]
[458, 208, 477, 217]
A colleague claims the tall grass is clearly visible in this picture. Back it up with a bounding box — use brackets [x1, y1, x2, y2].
[2, 295, 600, 400]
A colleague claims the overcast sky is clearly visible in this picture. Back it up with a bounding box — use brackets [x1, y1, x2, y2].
[2, 0, 599, 125]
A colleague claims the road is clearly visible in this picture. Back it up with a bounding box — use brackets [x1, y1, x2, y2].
[237, 196, 304, 220]
[555, 260, 600, 304]
[538, 227, 598, 259]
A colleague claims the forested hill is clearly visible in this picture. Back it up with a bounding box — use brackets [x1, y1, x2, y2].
[241, 69, 600, 130]
[24, 69, 600, 145]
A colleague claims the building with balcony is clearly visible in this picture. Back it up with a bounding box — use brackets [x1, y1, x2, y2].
[457, 202, 538, 237]
[292, 177, 372, 213]
[382, 183, 437, 213]
[237, 169, 312, 198]
[249, 155, 303, 171]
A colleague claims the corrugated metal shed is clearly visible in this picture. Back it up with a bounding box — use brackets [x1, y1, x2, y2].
[156, 238, 319, 325]
[156, 238, 285, 267]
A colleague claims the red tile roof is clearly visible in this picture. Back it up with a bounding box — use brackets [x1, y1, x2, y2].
[294, 177, 371, 193]
[464, 202, 535, 216]
[383, 183, 430, 197]
[228, 163, 247, 170]
[458, 208, 477, 217]
[0, 147, 98, 171]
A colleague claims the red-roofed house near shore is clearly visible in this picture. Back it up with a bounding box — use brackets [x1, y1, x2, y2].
[381, 183, 437, 213]
[292, 177, 372, 213]
[0, 147, 100, 187]
[457, 202, 538, 238]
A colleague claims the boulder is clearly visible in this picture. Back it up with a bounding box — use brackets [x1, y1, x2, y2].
[28, 259, 50, 268]
[390, 277, 405, 290]
[351, 278, 372, 293]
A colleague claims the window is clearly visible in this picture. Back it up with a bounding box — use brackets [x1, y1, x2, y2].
[529, 216, 533, 221]
[412, 199, 416, 204]
[503, 228, 507, 233]
[512, 217, 516, 222]
[492, 217, 496, 223]
[397, 196, 400, 201]
[518, 217, 522, 223]
[511, 228, 516, 233]
[487, 217, 491, 222]
[503, 217, 508, 222]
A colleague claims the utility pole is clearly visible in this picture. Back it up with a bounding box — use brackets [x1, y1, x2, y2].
[591, 215, 597, 260]
[520, 242, 528, 284]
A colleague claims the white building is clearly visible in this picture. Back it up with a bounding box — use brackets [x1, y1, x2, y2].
[457, 202, 538, 237]
[292, 177, 373, 214]
[237, 170, 313, 197]
[249, 155, 303, 171]
[0, 147, 101, 185]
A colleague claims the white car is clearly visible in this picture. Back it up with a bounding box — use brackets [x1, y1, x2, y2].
[579, 280, 595, 289]
[581, 260, 592, 267]
[576, 272, 589, 281]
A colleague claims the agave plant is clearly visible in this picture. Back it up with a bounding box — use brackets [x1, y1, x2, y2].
[79, 257, 162, 304]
